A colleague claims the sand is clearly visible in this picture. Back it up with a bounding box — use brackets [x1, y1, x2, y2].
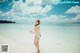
[0, 24, 80, 53]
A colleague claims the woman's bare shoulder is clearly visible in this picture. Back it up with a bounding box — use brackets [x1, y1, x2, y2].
[35, 25, 40, 28]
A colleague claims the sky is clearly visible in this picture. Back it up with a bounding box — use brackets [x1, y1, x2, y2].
[0, 0, 80, 24]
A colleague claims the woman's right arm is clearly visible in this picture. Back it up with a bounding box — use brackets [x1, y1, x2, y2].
[30, 30, 34, 33]
[30, 27, 35, 34]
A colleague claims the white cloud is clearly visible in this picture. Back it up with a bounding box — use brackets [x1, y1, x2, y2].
[1, 0, 80, 23]
[9, 1, 52, 17]
[15, 0, 61, 5]
[41, 5, 52, 14]
[13, 1, 52, 15]
[66, 5, 80, 22]
[66, 5, 80, 14]
[41, 14, 80, 23]
[41, 5, 80, 23]
[75, 14, 80, 20]
[42, 0, 61, 5]
[26, 0, 42, 5]
[0, 0, 52, 23]
[72, 14, 80, 22]
[41, 15, 68, 23]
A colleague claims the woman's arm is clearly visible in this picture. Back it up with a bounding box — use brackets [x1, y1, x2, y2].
[30, 30, 34, 34]
[30, 27, 35, 34]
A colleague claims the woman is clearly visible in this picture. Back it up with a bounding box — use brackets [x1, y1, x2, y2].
[30, 20, 41, 53]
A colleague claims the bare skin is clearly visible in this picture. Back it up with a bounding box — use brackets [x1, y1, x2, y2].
[30, 21, 41, 53]
[34, 25, 40, 53]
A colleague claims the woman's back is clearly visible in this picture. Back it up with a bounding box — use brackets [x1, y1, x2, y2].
[34, 25, 40, 35]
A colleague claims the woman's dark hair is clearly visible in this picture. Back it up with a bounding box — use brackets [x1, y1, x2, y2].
[35, 20, 40, 26]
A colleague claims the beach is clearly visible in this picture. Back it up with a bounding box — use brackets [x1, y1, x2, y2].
[0, 24, 80, 53]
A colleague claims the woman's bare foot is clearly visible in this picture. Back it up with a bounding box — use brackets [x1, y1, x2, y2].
[37, 50, 40, 53]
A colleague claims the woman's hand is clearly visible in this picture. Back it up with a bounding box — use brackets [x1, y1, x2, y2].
[29, 30, 34, 34]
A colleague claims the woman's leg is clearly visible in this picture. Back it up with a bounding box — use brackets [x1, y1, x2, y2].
[34, 37, 40, 53]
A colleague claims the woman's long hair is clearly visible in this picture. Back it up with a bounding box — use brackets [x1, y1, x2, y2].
[35, 20, 40, 26]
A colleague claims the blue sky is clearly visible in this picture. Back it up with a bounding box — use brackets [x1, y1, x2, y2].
[0, 0, 80, 24]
